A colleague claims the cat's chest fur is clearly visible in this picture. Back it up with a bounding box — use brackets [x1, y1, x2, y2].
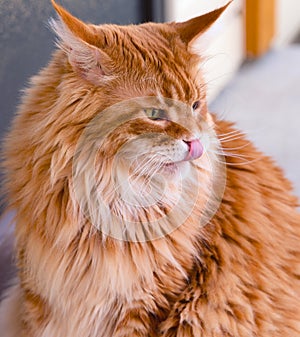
[29, 224, 198, 337]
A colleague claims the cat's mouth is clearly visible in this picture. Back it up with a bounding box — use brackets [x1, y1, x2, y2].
[183, 139, 203, 161]
[116, 138, 204, 178]
[162, 139, 204, 174]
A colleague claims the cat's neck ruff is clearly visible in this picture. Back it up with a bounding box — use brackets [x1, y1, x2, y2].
[71, 145, 215, 244]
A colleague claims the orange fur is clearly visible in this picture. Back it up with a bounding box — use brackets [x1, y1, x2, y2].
[0, 1, 299, 336]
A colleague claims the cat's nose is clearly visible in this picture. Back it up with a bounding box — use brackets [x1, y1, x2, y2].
[183, 139, 204, 161]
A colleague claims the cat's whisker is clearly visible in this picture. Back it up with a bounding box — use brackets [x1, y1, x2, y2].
[214, 146, 257, 158]
[214, 150, 256, 160]
[140, 157, 164, 186]
[217, 129, 246, 138]
[214, 135, 246, 145]
[212, 151, 263, 166]
[218, 137, 247, 144]
[217, 142, 252, 151]
[218, 132, 246, 142]
[132, 154, 159, 178]
[131, 153, 163, 180]
[218, 158, 262, 167]
[211, 138, 243, 146]
[130, 155, 152, 177]
[134, 165, 157, 190]
[127, 154, 163, 192]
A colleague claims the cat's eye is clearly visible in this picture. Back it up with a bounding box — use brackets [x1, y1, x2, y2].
[144, 108, 168, 121]
[192, 101, 201, 110]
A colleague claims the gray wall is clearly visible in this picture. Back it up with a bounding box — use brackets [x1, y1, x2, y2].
[0, 0, 155, 143]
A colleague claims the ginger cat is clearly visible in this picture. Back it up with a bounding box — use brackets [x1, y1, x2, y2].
[0, 1, 299, 336]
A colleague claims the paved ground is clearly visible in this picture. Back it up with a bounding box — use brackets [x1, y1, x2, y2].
[210, 45, 300, 199]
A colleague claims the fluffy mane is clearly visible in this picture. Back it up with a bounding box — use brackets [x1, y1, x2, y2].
[0, 1, 299, 337]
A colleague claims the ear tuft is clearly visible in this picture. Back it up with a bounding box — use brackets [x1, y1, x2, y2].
[51, 0, 98, 45]
[50, 1, 113, 84]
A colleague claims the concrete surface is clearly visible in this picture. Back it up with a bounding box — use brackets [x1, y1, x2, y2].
[210, 45, 300, 199]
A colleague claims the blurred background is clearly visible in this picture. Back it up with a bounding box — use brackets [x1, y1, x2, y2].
[0, 0, 300, 291]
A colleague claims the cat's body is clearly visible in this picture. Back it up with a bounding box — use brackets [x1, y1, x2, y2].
[0, 1, 299, 336]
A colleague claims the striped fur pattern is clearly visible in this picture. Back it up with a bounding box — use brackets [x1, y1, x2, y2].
[0, 1, 299, 336]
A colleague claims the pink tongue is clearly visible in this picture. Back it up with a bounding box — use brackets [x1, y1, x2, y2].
[184, 139, 204, 161]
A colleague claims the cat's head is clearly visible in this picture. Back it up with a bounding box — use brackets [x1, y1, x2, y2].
[8, 1, 229, 242]
[48, 1, 229, 241]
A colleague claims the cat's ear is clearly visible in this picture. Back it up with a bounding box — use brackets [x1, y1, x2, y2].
[173, 2, 231, 47]
[50, 0, 113, 84]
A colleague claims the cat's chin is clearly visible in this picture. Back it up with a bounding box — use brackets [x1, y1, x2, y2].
[161, 161, 189, 178]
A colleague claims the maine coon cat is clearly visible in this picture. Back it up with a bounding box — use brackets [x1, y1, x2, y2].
[0, 1, 300, 336]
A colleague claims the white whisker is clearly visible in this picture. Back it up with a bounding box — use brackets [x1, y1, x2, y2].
[218, 137, 246, 143]
[217, 129, 245, 138]
[219, 142, 251, 151]
[213, 152, 262, 166]
[218, 133, 245, 142]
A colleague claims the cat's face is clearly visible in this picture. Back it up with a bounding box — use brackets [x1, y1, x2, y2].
[47, 2, 228, 241]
